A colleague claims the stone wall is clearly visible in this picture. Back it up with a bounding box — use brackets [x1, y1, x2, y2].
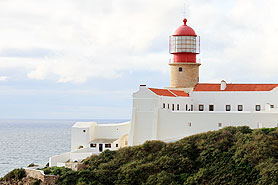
[169, 62, 200, 88]
[25, 168, 58, 185]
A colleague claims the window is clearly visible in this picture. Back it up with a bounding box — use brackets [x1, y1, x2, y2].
[163, 103, 165, 108]
[188, 122, 192, 127]
[90, 143, 96, 148]
[105, 144, 111, 148]
[238, 105, 243, 111]
[168, 104, 170, 109]
[218, 123, 222, 127]
[209, 105, 214, 111]
[186, 104, 188, 111]
[199, 104, 204, 111]
[116, 144, 119, 147]
[179, 67, 183, 72]
[191, 104, 193, 111]
[271, 105, 274, 108]
[125, 141, 128, 145]
[83, 130, 86, 132]
[226, 105, 231, 111]
[177, 104, 180, 111]
[172, 104, 175, 111]
[255, 105, 261, 111]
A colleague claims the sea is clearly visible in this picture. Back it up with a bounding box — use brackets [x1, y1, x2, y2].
[0, 119, 128, 177]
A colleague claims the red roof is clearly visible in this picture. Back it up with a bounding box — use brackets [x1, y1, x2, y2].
[194, 83, 278, 91]
[149, 88, 189, 97]
[169, 89, 190, 97]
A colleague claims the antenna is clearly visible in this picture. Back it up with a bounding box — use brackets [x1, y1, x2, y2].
[182, 0, 189, 18]
[183, 3, 186, 18]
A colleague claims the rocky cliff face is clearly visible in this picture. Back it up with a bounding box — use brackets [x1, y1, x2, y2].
[0, 177, 41, 185]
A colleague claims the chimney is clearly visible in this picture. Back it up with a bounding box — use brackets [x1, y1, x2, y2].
[139, 84, 147, 89]
[220, 80, 226, 90]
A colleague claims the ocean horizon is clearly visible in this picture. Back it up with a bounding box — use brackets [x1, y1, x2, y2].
[0, 119, 129, 177]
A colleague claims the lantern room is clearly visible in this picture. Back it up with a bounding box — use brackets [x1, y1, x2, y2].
[169, 18, 200, 63]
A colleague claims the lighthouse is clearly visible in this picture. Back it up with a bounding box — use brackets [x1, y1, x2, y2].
[169, 18, 200, 90]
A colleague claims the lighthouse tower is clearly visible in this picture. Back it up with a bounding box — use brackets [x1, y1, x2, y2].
[169, 18, 200, 90]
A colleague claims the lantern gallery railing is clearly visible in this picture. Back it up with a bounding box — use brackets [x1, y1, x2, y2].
[169, 36, 200, 54]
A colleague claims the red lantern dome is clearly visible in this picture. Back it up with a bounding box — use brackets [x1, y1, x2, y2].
[173, 18, 196, 36]
[169, 18, 200, 63]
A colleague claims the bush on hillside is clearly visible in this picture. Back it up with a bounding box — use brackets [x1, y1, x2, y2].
[3, 168, 26, 181]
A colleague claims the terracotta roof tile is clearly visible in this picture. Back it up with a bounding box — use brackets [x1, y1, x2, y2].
[169, 90, 190, 97]
[149, 88, 189, 97]
[194, 83, 278, 91]
[149, 88, 176, 97]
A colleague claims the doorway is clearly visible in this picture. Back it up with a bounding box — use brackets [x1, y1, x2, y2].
[99, 144, 103, 152]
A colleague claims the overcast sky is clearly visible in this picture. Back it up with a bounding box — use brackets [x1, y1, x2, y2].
[0, 0, 278, 119]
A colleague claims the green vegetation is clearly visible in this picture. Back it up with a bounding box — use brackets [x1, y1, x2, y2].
[2, 168, 26, 181]
[27, 163, 37, 167]
[40, 126, 278, 185]
[2, 126, 278, 185]
[30, 178, 42, 185]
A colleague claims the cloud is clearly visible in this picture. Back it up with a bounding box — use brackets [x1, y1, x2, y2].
[0, 48, 56, 58]
[0, 0, 278, 83]
[0, 76, 8, 81]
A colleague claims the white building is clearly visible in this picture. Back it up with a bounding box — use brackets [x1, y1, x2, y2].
[49, 18, 278, 167]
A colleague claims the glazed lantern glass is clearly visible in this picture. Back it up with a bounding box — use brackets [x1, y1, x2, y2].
[169, 35, 200, 54]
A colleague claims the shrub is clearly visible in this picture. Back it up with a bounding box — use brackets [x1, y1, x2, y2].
[28, 163, 36, 167]
[3, 168, 26, 181]
[31, 178, 42, 185]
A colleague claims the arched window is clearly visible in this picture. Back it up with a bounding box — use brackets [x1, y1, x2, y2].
[179, 67, 182, 72]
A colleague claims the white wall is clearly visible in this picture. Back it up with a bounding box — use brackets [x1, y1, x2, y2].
[49, 152, 71, 167]
[158, 96, 193, 111]
[191, 90, 278, 112]
[71, 122, 96, 151]
[95, 122, 130, 139]
[157, 110, 278, 142]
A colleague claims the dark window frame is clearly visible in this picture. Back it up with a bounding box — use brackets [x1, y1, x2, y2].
[255, 105, 261, 111]
[238, 105, 243, 111]
[90, 143, 96, 148]
[105, 144, 111, 148]
[226, 105, 231, 111]
[199, 104, 204, 111]
[209, 105, 214, 111]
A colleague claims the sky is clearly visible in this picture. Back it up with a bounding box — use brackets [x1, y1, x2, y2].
[0, 0, 278, 119]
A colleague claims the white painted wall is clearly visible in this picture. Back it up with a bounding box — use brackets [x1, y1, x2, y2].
[95, 122, 130, 139]
[157, 110, 278, 141]
[191, 90, 278, 112]
[49, 152, 71, 167]
[71, 122, 96, 151]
